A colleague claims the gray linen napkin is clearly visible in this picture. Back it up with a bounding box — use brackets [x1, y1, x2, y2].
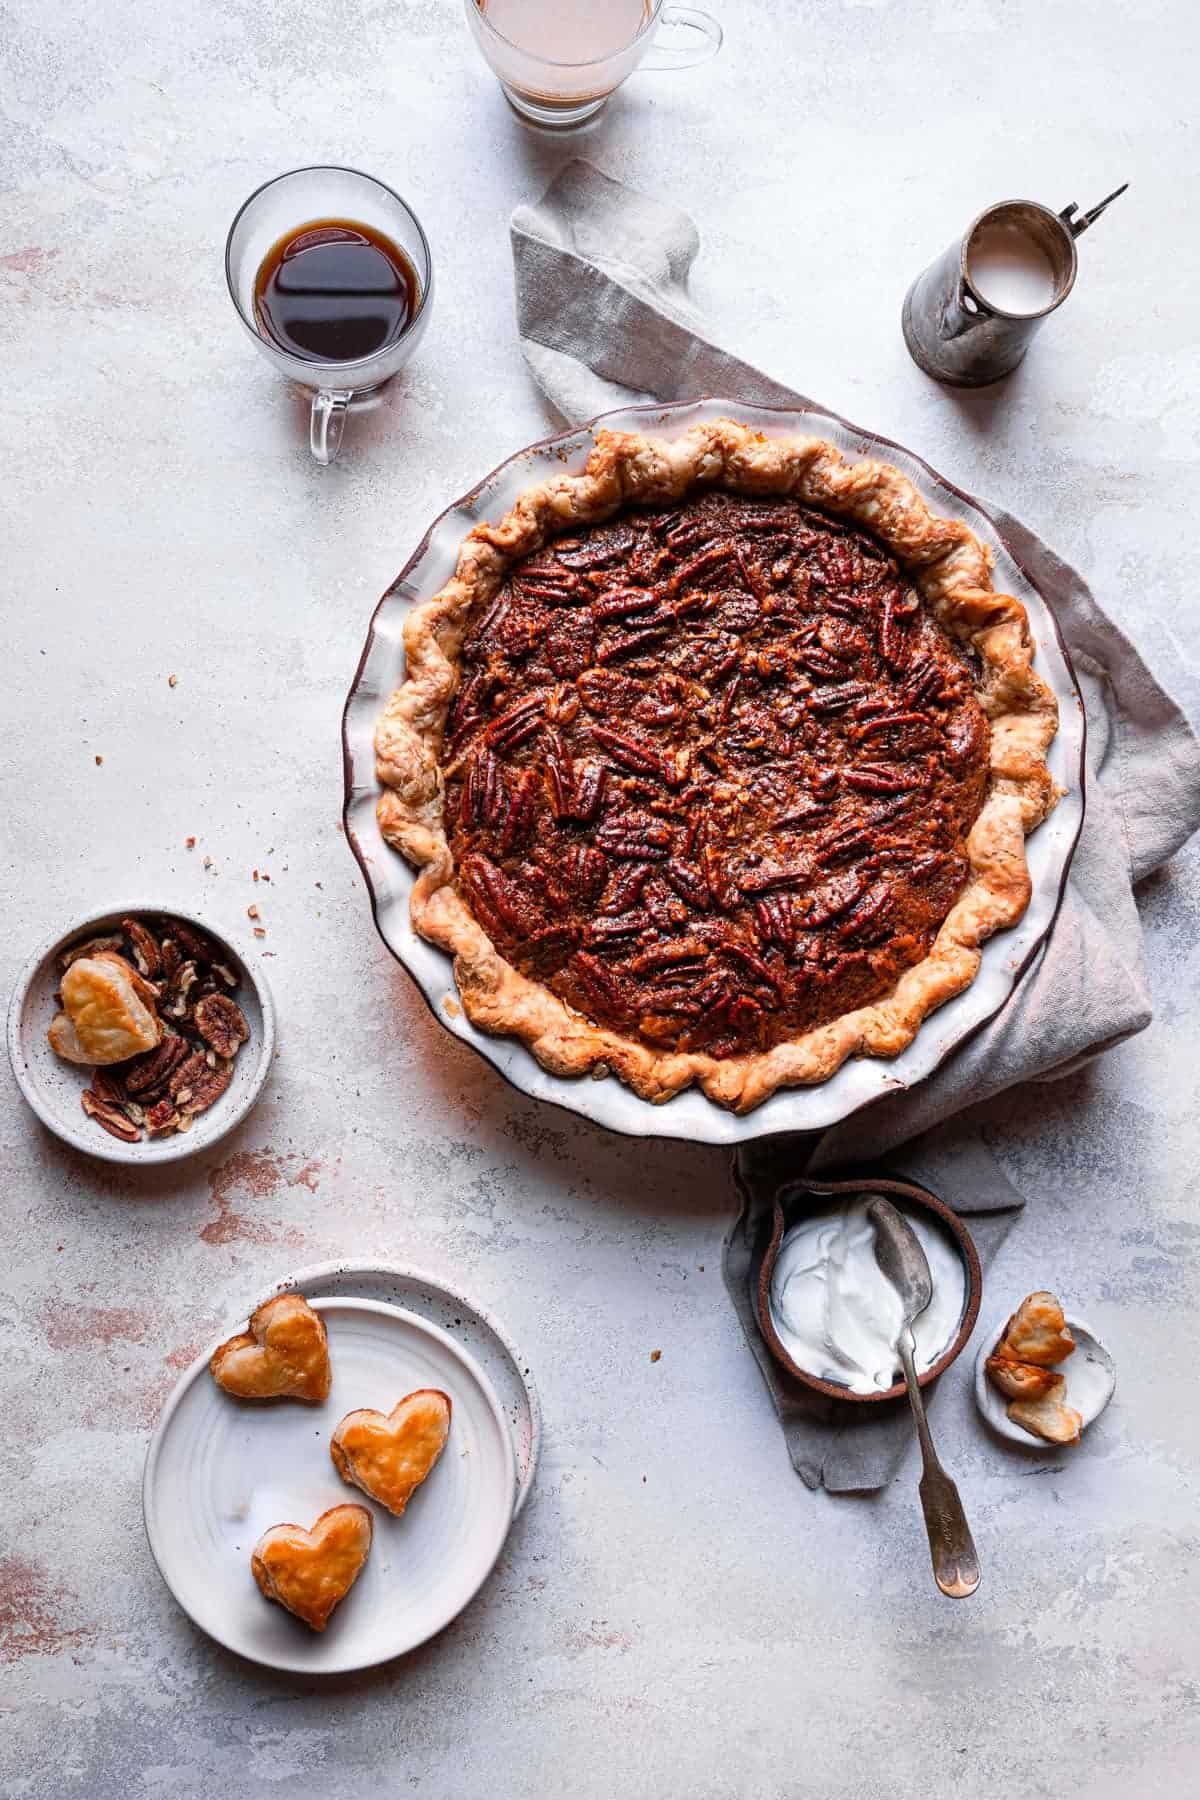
[511, 161, 1200, 1490]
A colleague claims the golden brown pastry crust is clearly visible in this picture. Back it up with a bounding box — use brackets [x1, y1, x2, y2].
[996, 1290, 1076, 1367]
[1007, 1375, 1083, 1445]
[53, 953, 162, 1066]
[375, 419, 1061, 1112]
[985, 1354, 1060, 1402]
[330, 1388, 452, 1517]
[251, 1504, 372, 1632]
[209, 1294, 332, 1404]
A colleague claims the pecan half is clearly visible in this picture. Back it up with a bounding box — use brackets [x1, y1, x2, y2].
[460, 855, 545, 938]
[193, 994, 249, 1059]
[169, 1052, 233, 1117]
[595, 814, 672, 860]
[121, 917, 163, 979]
[498, 766, 541, 853]
[663, 858, 710, 910]
[754, 894, 794, 950]
[124, 1035, 190, 1096]
[164, 919, 219, 965]
[163, 958, 199, 1019]
[486, 692, 546, 755]
[593, 587, 660, 622]
[81, 1089, 141, 1142]
[567, 760, 609, 823]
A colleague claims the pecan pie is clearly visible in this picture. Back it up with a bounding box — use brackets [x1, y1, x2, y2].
[375, 421, 1060, 1111]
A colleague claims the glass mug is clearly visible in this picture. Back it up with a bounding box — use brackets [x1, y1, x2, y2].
[225, 166, 434, 464]
[464, 0, 722, 128]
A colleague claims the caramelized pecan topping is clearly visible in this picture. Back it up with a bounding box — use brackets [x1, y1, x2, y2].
[443, 492, 989, 1058]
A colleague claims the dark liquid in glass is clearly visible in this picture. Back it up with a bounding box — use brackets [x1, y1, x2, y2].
[254, 219, 420, 363]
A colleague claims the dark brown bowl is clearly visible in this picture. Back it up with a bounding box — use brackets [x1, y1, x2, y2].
[752, 1174, 983, 1404]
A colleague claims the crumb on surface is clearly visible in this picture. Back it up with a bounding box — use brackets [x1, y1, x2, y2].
[168, 673, 178, 687]
[185, 835, 196, 849]
[650, 1349, 662, 1363]
[94, 754, 103, 765]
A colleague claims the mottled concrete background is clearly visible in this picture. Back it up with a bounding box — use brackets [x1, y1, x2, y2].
[2, 1, 1197, 1795]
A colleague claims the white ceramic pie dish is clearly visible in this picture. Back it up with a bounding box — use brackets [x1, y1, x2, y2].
[974, 1308, 1116, 1447]
[342, 396, 1087, 1144]
[143, 1295, 517, 1674]
[6, 903, 276, 1165]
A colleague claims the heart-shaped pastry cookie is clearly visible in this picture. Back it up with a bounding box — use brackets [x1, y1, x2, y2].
[209, 1294, 331, 1404]
[330, 1388, 452, 1516]
[251, 1504, 373, 1632]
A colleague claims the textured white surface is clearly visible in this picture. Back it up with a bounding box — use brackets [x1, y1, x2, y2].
[2, 1, 1198, 1796]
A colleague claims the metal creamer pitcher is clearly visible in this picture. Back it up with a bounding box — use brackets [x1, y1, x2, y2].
[902, 186, 1128, 387]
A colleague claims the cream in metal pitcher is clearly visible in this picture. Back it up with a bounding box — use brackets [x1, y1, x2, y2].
[902, 185, 1128, 387]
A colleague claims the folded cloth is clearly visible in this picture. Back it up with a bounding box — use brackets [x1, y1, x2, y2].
[511, 161, 1200, 1490]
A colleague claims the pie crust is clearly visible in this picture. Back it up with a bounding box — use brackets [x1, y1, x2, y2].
[374, 419, 1060, 1112]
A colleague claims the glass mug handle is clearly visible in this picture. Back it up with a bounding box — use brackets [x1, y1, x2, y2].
[310, 388, 353, 465]
[640, 5, 723, 70]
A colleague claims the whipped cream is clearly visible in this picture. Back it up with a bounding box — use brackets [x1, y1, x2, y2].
[768, 1196, 967, 1396]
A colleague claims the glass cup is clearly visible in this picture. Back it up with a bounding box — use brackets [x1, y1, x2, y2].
[464, 0, 722, 128]
[225, 166, 434, 463]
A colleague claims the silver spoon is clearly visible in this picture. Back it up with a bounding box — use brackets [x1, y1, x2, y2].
[867, 1196, 981, 1599]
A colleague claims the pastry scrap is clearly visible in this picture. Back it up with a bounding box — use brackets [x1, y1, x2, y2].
[251, 1504, 373, 1632]
[1007, 1376, 1083, 1446]
[330, 1388, 452, 1516]
[47, 915, 251, 1143]
[987, 1290, 1082, 1445]
[52, 954, 162, 1065]
[374, 419, 1061, 1112]
[984, 1356, 1059, 1402]
[210, 1294, 332, 1404]
[995, 1290, 1076, 1366]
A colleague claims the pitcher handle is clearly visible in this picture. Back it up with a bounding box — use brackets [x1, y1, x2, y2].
[640, 5, 723, 70]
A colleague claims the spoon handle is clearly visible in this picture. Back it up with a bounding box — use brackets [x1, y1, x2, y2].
[896, 1329, 981, 1599]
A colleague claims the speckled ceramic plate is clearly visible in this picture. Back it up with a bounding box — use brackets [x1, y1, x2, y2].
[974, 1310, 1116, 1447]
[342, 397, 1086, 1144]
[253, 1260, 541, 1515]
[143, 1296, 517, 1674]
[6, 903, 275, 1165]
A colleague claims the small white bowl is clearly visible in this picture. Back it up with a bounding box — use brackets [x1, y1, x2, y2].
[6, 903, 276, 1165]
[974, 1309, 1116, 1448]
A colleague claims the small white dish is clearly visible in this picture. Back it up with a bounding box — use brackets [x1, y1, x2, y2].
[974, 1310, 1116, 1448]
[6, 903, 275, 1165]
[143, 1296, 517, 1674]
[255, 1261, 541, 1515]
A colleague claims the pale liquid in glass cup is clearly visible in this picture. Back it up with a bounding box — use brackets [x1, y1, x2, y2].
[466, 0, 722, 127]
[481, 0, 651, 63]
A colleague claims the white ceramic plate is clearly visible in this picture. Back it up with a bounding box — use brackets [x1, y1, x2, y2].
[253, 1260, 542, 1515]
[7, 903, 275, 1165]
[343, 396, 1086, 1143]
[143, 1297, 517, 1674]
[974, 1309, 1116, 1447]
